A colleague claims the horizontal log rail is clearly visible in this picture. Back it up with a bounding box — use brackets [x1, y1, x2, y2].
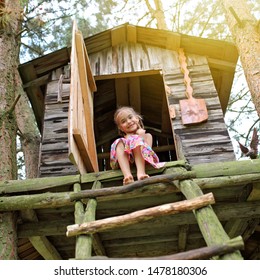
[70, 171, 196, 201]
[1, 159, 260, 195]
[0, 175, 80, 195]
[0, 171, 194, 211]
[66, 193, 215, 237]
[1, 172, 260, 211]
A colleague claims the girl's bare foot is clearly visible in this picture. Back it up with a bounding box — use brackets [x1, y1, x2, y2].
[138, 174, 149, 181]
[123, 175, 134, 185]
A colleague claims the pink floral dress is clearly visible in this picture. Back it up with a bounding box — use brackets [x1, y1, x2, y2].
[110, 134, 165, 169]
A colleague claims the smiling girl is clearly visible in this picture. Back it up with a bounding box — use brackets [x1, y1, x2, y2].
[110, 106, 165, 185]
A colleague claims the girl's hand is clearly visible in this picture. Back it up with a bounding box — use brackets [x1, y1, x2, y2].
[136, 128, 146, 135]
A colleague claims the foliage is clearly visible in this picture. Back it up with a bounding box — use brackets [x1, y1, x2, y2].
[19, 0, 117, 62]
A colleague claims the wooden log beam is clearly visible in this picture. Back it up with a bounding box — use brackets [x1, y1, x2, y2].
[70, 171, 196, 201]
[0, 175, 80, 194]
[193, 159, 260, 178]
[194, 173, 260, 191]
[2, 172, 260, 212]
[91, 236, 244, 260]
[0, 192, 73, 211]
[66, 193, 215, 237]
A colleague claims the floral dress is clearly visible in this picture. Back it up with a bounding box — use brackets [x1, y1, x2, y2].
[110, 134, 165, 170]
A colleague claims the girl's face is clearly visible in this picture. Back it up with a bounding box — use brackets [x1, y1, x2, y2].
[116, 109, 140, 135]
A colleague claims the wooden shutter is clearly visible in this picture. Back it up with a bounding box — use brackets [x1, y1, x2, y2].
[68, 21, 99, 173]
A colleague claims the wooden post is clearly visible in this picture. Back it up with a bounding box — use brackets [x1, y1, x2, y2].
[73, 181, 106, 259]
[74, 182, 98, 259]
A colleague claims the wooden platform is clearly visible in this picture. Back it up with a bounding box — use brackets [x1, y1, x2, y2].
[1, 159, 260, 260]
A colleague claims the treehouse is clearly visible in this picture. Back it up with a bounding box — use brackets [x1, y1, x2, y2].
[5, 23, 259, 260]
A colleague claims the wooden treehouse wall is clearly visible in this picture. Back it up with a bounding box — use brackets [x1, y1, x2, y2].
[88, 43, 236, 165]
[38, 42, 235, 177]
[39, 69, 78, 177]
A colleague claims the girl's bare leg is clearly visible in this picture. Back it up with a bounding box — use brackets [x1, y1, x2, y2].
[116, 141, 134, 185]
[133, 146, 149, 181]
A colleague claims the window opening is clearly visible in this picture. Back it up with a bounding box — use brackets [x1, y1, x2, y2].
[93, 73, 176, 172]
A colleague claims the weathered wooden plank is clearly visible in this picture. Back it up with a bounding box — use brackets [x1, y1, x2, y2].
[45, 103, 69, 112]
[69, 22, 95, 175]
[44, 109, 68, 121]
[39, 167, 77, 177]
[40, 154, 72, 165]
[41, 142, 69, 152]
[164, 62, 235, 164]
[73, 128, 96, 172]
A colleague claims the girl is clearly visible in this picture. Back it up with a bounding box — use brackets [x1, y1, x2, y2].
[110, 106, 165, 185]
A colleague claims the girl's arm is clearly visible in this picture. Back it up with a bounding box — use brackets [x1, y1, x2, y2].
[136, 128, 153, 147]
[136, 128, 146, 136]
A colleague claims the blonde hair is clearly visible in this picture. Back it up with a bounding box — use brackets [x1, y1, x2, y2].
[114, 106, 144, 136]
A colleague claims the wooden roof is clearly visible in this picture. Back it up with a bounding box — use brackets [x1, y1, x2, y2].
[18, 23, 238, 133]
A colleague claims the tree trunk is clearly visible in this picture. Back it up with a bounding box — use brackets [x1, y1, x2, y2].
[145, 0, 168, 29]
[15, 86, 40, 178]
[0, 0, 23, 260]
[221, 0, 260, 117]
